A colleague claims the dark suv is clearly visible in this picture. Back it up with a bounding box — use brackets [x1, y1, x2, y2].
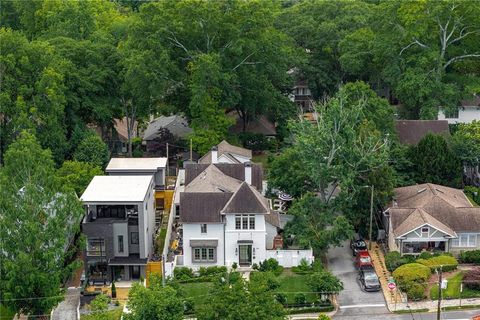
[350, 239, 367, 256]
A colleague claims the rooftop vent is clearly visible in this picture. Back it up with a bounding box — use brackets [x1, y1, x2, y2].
[417, 188, 427, 194]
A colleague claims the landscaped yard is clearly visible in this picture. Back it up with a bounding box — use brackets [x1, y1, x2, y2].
[430, 272, 480, 300]
[0, 304, 15, 320]
[275, 269, 317, 304]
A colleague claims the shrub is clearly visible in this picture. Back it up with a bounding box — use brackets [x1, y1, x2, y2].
[294, 293, 307, 305]
[111, 282, 116, 299]
[317, 315, 331, 320]
[406, 283, 426, 301]
[259, 258, 284, 276]
[417, 255, 458, 272]
[174, 267, 194, 280]
[275, 293, 287, 305]
[463, 268, 480, 290]
[385, 251, 406, 272]
[232, 262, 238, 270]
[184, 297, 195, 314]
[198, 266, 227, 277]
[418, 252, 433, 260]
[392, 263, 431, 291]
[250, 271, 280, 290]
[308, 271, 343, 294]
[459, 250, 480, 264]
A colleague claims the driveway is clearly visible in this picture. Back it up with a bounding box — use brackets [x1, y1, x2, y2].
[327, 240, 389, 318]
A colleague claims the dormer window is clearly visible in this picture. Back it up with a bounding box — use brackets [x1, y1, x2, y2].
[421, 227, 429, 236]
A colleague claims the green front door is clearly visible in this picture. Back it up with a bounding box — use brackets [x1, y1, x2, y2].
[239, 245, 252, 266]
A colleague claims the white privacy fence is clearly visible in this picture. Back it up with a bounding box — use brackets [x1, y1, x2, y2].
[266, 249, 314, 267]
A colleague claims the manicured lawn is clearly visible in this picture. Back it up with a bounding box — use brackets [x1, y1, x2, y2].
[430, 272, 480, 300]
[0, 304, 15, 320]
[276, 270, 317, 304]
[80, 308, 123, 320]
[180, 282, 214, 299]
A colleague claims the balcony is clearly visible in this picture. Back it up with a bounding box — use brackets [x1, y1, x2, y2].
[84, 205, 139, 223]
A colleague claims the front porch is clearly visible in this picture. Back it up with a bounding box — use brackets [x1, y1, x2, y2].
[399, 239, 448, 255]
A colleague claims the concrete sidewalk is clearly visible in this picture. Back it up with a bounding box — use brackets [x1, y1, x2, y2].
[51, 287, 80, 320]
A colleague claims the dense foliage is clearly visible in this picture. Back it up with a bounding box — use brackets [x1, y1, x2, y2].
[416, 255, 458, 272]
[459, 250, 480, 264]
[463, 267, 480, 291]
[392, 263, 431, 300]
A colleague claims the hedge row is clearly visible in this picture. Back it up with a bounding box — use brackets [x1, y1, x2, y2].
[459, 250, 480, 264]
[416, 255, 458, 272]
[392, 263, 431, 300]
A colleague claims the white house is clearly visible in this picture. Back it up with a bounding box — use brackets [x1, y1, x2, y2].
[106, 157, 167, 189]
[175, 162, 313, 271]
[81, 175, 155, 283]
[198, 140, 252, 164]
[438, 94, 480, 124]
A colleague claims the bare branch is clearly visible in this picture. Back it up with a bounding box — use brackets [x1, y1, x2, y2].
[399, 39, 429, 56]
[444, 53, 480, 70]
[167, 31, 192, 58]
[232, 52, 255, 71]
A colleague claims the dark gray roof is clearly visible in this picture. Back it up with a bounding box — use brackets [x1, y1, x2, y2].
[228, 112, 277, 136]
[184, 163, 263, 191]
[265, 211, 281, 228]
[222, 182, 269, 214]
[395, 120, 450, 145]
[180, 192, 232, 223]
[461, 94, 480, 107]
[109, 254, 148, 265]
[143, 115, 192, 141]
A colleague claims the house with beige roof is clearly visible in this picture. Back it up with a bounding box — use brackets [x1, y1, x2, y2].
[198, 140, 252, 164]
[386, 183, 480, 256]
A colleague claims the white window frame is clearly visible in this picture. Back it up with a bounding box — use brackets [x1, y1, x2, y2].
[235, 214, 255, 230]
[193, 247, 216, 263]
[452, 233, 477, 247]
[201, 224, 207, 234]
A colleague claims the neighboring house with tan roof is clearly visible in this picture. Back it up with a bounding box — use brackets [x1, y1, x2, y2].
[198, 140, 252, 164]
[386, 183, 480, 256]
[175, 162, 313, 270]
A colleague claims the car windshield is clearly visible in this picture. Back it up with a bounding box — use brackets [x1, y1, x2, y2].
[359, 256, 371, 263]
[364, 272, 378, 281]
[355, 241, 366, 248]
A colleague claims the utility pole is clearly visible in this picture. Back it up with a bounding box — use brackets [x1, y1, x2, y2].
[437, 265, 443, 320]
[190, 138, 193, 161]
[166, 142, 169, 179]
[368, 185, 374, 250]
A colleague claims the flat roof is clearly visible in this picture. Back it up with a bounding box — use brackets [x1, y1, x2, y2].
[81, 176, 153, 203]
[106, 157, 167, 172]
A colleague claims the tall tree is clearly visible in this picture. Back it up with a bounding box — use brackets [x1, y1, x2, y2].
[409, 133, 462, 187]
[124, 275, 183, 320]
[73, 134, 110, 169]
[0, 28, 68, 163]
[0, 131, 83, 318]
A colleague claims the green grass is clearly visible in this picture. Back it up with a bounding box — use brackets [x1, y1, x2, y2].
[0, 304, 15, 320]
[393, 308, 429, 314]
[430, 272, 480, 300]
[275, 270, 317, 304]
[155, 228, 167, 254]
[80, 308, 123, 320]
[179, 281, 215, 311]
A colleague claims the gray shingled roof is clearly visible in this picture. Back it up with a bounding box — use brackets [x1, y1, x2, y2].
[198, 140, 252, 164]
[181, 164, 269, 223]
[143, 115, 192, 141]
[390, 183, 480, 235]
[395, 120, 450, 145]
[184, 163, 263, 192]
[221, 182, 269, 214]
[180, 192, 232, 223]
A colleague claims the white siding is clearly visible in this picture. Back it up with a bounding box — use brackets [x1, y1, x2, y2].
[265, 222, 277, 249]
[438, 108, 480, 124]
[266, 249, 314, 267]
[224, 214, 267, 266]
[183, 223, 225, 268]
